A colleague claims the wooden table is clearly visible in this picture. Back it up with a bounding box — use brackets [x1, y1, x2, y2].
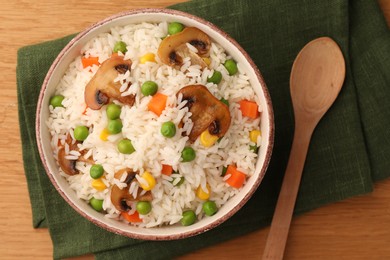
[1, 0, 389, 259]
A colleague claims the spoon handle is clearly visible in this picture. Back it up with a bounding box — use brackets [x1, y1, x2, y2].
[262, 123, 314, 260]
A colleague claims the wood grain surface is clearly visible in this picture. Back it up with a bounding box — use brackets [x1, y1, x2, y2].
[1, 1, 389, 259]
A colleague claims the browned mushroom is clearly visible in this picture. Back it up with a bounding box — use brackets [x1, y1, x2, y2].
[177, 84, 231, 142]
[157, 27, 211, 69]
[110, 168, 153, 212]
[57, 134, 94, 175]
[57, 134, 79, 175]
[84, 55, 135, 110]
[58, 147, 78, 175]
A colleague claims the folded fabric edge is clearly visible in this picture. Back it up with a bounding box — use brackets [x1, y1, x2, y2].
[349, 0, 390, 182]
[16, 53, 48, 228]
[16, 33, 79, 228]
[17, 34, 77, 54]
[93, 222, 267, 260]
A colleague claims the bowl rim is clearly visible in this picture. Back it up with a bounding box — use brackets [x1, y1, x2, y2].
[35, 7, 274, 240]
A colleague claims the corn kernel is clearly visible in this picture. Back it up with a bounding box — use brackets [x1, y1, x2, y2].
[249, 130, 261, 143]
[92, 178, 107, 191]
[139, 171, 156, 191]
[99, 128, 110, 141]
[202, 57, 211, 66]
[140, 53, 156, 64]
[200, 129, 219, 147]
[196, 184, 211, 200]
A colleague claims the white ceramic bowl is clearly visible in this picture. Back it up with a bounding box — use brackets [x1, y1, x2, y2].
[36, 8, 274, 240]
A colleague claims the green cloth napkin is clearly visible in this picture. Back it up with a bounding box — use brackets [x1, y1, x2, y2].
[17, 0, 390, 259]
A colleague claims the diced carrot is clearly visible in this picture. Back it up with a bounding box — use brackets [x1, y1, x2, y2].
[239, 99, 259, 119]
[81, 56, 100, 69]
[161, 164, 173, 176]
[225, 165, 246, 188]
[147, 93, 167, 116]
[121, 211, 142, 223]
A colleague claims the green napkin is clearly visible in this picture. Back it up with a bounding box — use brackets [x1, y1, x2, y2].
[17, 0, 390, 259]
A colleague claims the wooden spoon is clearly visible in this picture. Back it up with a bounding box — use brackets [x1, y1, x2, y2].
[262, 37, 345, 260]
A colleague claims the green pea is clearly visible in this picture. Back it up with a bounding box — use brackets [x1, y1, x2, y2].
[50, 95, 64, 108]
[90, 164, 104, 179]
[161, 121, 176, 138]
[171, 176, 185, 186]
[249, 144, 259, 153]
[181, 146, 196, 162]
[203, 201, 218, 216]
[118, 139, 135, 154]
[181, 210, 196, 226]
[220, 97, 229, 107]
[107, 119, 123, 134]
[168, 22, 184, 35]
[141, 81, 158, 96]
[106, 104, 121, 120]
[74, 125, 89, 141]
[223, 59, 238, 75]
[113, 41, 127, 53]
[136, 201, 152, 215]
[221, 166, 227, 177]
[90, 197, 104, 212]
[207, 71, 222, 84]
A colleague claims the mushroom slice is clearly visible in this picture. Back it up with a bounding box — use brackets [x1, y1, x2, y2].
[57, 135, 80, 175]
[58, 147, 78, 175]
[177, 84, 231, 142]
[110, 169, 153, 212]
[84, 55, 134, 110]
[57, 134, 94, 175]
[158, 27, 211, 69]
[57, 148, 94, 175]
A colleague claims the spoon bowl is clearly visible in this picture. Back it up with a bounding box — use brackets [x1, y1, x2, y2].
[263, 37, 345, 259]
[290, 37, 346, 125]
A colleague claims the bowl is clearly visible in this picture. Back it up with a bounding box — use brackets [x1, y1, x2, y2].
[36, 8, 274, 240]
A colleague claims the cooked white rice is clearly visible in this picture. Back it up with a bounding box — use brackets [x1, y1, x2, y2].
[47, 21, 262, 227]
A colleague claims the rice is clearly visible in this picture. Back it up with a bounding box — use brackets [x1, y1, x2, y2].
[47, 21, 262, 228]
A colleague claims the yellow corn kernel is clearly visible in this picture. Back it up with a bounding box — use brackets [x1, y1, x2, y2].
[200, 129, 219, 147]
[202, 57, 211, 66]
[139, 171, 156, 191]
[99, 128, 110, 141]
[92, 178, 107, 191]
[140, 53, 156, 64]
[249, 130, 261, 143]
[196, 184, 211, 200]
